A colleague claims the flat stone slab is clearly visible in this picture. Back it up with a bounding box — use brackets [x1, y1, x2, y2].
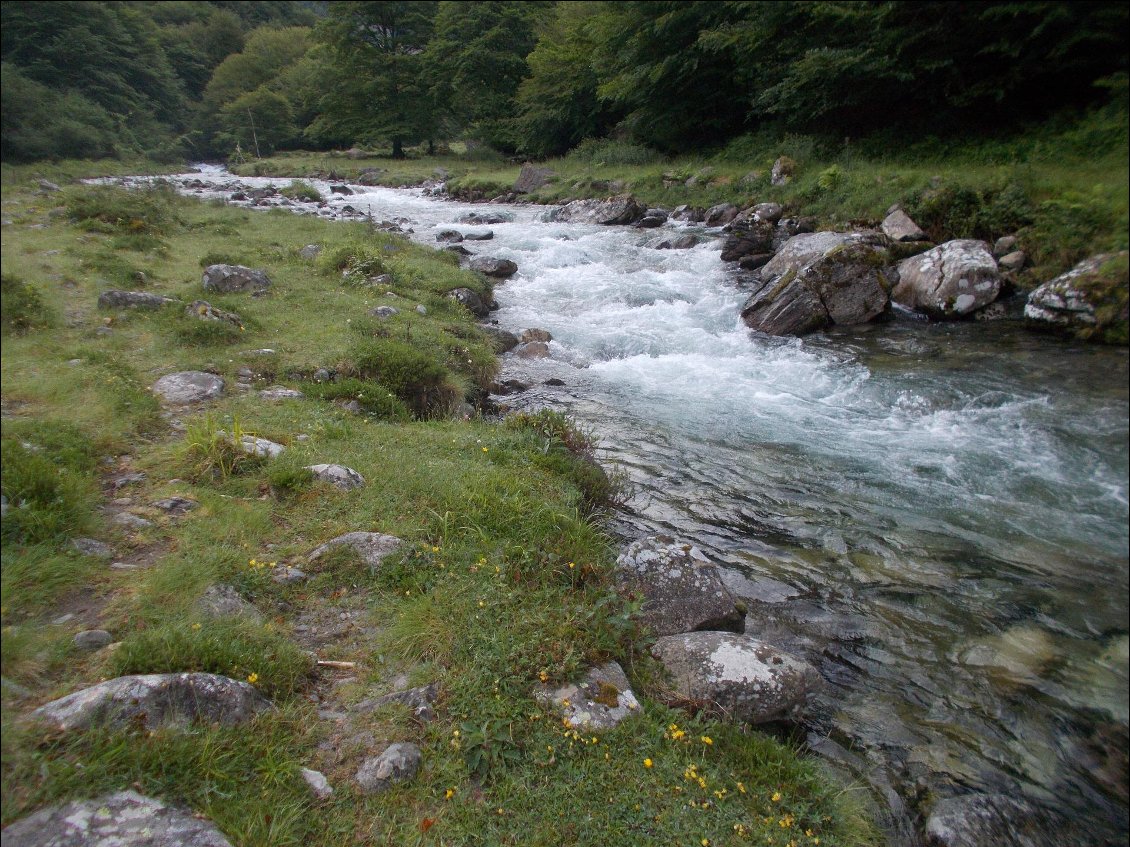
[304, 464, 365, 490]
[353, 682, 438, 722]
[650, 631, 821, 724]
[151, 372, 224, 405]
[97, 290, 179, 310]
[616, 536, 743, 636]
[201, 264, 271, 294]
[535, 662, 640, 731]
[355, 742, 421, 794]
[307, 531, 402, 572]
[259, 385, 304, 401]
[71, 537, 113, 558]
[239, 435, 285, 458]
[32, 673, 272, 731]
[1, 790, 233, 847]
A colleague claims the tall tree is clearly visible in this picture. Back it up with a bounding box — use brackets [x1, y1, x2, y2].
[311, 1, 438, 158]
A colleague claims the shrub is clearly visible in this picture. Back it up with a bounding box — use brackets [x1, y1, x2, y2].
[303, 377, 411, 421]
[566, 137, 663, 166]
[182, 415, 262, 482]
[348, 338, 461, 417]
[0, 274, 52, 335]
[64, 184, 182, 236]
[279, 179, 322, 202]
[0, 440, 96, 546]
[318, 243, 387, 283]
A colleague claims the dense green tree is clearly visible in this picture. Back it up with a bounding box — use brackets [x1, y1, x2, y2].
[310, 1, 438, 158]
[154, 6, 245, 100]
[1, 64, 118, 161]
[218, 88, 296, 157]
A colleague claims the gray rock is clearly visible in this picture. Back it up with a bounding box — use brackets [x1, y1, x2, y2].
[271, 565, 307, 584]
[435, 230, 464, 243]
[654, 234, 698, 250]
[113, 512, 153, 529]
[73, 630, 112, 651]
[304, 464, 365, 490]
[299, 244, 322, 260]
[535, 662, 641, 731]
[881, 209, 928, 242]
[552, 195, 645, 226]
[515, 341, 550, 359]
[307, 531, 402, 572]
[704, 203, 739, 227]
[353, 682, 438, 721]
[259, 385, 304, 401]
[998, 250, 1026, 272]
[0, 790, 233, 847]
[469, 256, 518, 278]
[738, 253, 772, 270]
[749, 202, 784, 224]
[239, 435, 285, 458]
[355, 742, 422, 794]
[924, 793, 1070, 847]
[520, 328, 553, 343]
[479, 325, 519, 353]
[415, 304, 427, 315]
[1024, 252, 1128, 339]
[650, 631, 821, 723]
[196, 584, 262, 622]
[741, 232, 894, 336]
[71, 537, 113, 558]
[458, 212, 510, 225]
[300, 767, 334, 800]
[616, 536, 743, 636]
[448, 287, 489, 317]
[670, 205, 705, 223]
[312, 368, 332, 383]
[151, 372, 224, 405]
[185, 300, 243, 327]
[462, 230, 494, 241]
[370, 305, 400, 319]
[32, 673, 272, 731]
[330, 184, 352, 195]
[513, 164, 555, 194]
[720, 218, 775, 262]
[894, 240, 1001, 318]
[201, 264, 271, 294]
[993, 235, 1018, 257]
[97, 290, 178, 310]
[771, 156, 795, 186]
[446, 244, 473, 256]
[37, 179, 62, 192]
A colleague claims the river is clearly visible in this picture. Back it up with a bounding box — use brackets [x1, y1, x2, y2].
[122, 166, 1129, 845]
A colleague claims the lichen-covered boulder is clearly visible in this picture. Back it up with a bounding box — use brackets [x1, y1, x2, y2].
[307, 531, 402, 572]
[448, 287, 489, 317]
[881, 209, 928, 243]
[469, 256, 518, 278]
[1024, 252, 1129, 344]
[0, 790, 233, 847]
[479, 325, 519, 353]
[32, 673, 271, 731]
[201, 264, 271, 294]
[552, 195, 645, 226]
[894, 239, 1000, 318]
[304, 464, 365, 490]
[741, 232, 894, 336]
[195, 584, 263, 622]
[720, 218, 775, 263]
[513, 164, 555, 194]
[355, 742, 421, 794]
[535, 662, 640, 731]
[97, 290, 178, 310]
[616, 536, 743, 636]
[650, 631, 821, 723]
[151, 371, 224, 405]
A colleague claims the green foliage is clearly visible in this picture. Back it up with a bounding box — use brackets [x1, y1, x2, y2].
[64, 184, 182, 237]
[0, 440, 96, 547]
[1023, 190, 1127, 275]
[181, 415, 262, 482]
[279, 179, 322, 202]
[0, 274, 53, 335]
[217, 88, 296, 157]
[265, 462, 315, 498]
[0, 64, 119, 162]
[507, 409, 620, 513]
[348, 338, 462, 417]
[303, 378, 412, 421]
[903, 180, 1035, 243]
[459, 717, 522, 779]
[108, 618, 311, 699]
[565, 138, 662, 167]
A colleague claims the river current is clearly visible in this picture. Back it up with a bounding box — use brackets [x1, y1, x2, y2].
[130, 167, 1129, 844]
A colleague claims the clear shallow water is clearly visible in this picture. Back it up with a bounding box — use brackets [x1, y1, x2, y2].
[147, 168, 1129, 844]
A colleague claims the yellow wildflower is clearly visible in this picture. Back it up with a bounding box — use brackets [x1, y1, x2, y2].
[191, 622, 202, 630]
[772, 791, 782, 802]
[643, 758, 653, 768]
[246, 672, 259, 684]
[701, 735, 713, 745]
[444, 788, 455, 800]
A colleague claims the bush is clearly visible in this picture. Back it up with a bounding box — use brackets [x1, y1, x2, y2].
[903, 180, 1034, 243]
[566, 137, 663, 166]
[0, 440, 96, 546]
[506, 410, 620, 513]
[318, 243, 387, 283]
[181, 415, 263, 482]
[348, 338, 461, 417]
[279, 179, 322, 202]
[303, 377, 411, 421]
[64, 184, 182, 237]
[1, 274, 53, 334]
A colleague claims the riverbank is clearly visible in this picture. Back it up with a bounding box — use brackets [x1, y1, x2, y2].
[1, 164, 878, 845]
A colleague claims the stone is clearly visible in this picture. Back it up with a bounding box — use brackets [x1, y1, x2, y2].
[301, 767, 334, 800]
[480, 325, 519, 353]
[313, 368, 332, 383]
[37, 179, 62, 192]
[704, 203, 739, 227]
[741, 232, 895, 336]
[490, 379, 529, 395]
[71, 537, 113, 558]
[435, 229, 464, 243]
[771, 156, 795, 186]
[720, 218, 775, 263]
[185, 300, 243, 327]
[354, 742, 422, 794]
[446, 244, 473, 256]
[458, 212, 510, 225]
[515, 341, 550, 358]
[201, 264, 271, 294]
[259, 385, 304, 401]
[993, 235, 1018, 257]
[738, 253, 772, 270]
[32, 673, 271, 731]
[305, 464, 365, 490]
[749, 202, 784, 224]
[196, 584, 263, 622]
[151, 372, 224, 405]
[615, 536, 743, 636]
[299, 244, 322, 260]
[894, 240, 1001, 318]
[552, 195, 646, 226]
[881, 209, 928, 242]
[109, 471, 146, 491]
[0, 790, 233, 847]
[415, 305, 427, 315]
[924, 793, 1070, 847]
[463, 230, 494, 241]
[370, 305, 400, 319]
[448, 287, 489, 317]
[654, 234, 698, 250]
[650, 631, 821, 723]
[513, 164, 555, 193]
[535, 662, 640, 731]
[330, 184, 352, 195]
[113, 512, 152, 529]
[271, 566, 307, 584]
[307, 531, 403, 572]
[520, 328, 553, 343]
[998, 250, 1026, 272]
[353, 683, 438, 722]
[469, 256, 518, 278]
[1025, 252, 1129, 341]
[239, 435, 285, 458]
[73, 629, 112, 651]
[97, 290, 178, 310]
[670, 205, 705, 223]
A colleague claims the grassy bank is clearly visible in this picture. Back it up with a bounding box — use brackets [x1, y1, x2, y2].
[1, 166, 877, 845]
[234, 109, 1129, 287]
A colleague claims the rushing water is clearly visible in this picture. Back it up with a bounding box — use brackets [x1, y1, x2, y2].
[139, 167, 1129, 844]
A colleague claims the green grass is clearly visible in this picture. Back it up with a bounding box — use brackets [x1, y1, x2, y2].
[0, 168, 878, 845]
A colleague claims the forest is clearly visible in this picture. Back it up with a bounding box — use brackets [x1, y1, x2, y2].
[3, 0, 1128, 163]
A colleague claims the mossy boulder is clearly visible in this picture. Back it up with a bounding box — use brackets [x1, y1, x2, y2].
[1024, 252, 1129, 345]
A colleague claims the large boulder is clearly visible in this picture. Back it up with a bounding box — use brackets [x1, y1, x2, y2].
[740, 231, 895, 336]
[1024, 252, 1129, 343]
[448, 287, 489, 317]
[513, 164, 555, 194]
[151, 371, 224, 405]
[32, 673, 271, 731]
[469, 256, 518, 278]
[553, 195, 645, 226]
[881, 208, 928, 242]
[97, 290, 178, 310]
[704, 203, 739, 227]
[307, 531, 402, 572]
[650, 631, 821, 724]
[893, 239, 1001, 318]
[720, 218, 776, 263]
[615, 536, 743, 636]
[201, 264, 271, 294]
[1, 790, 233, 847]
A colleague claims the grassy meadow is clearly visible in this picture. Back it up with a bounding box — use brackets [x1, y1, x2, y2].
[1, 164, 878, 846]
